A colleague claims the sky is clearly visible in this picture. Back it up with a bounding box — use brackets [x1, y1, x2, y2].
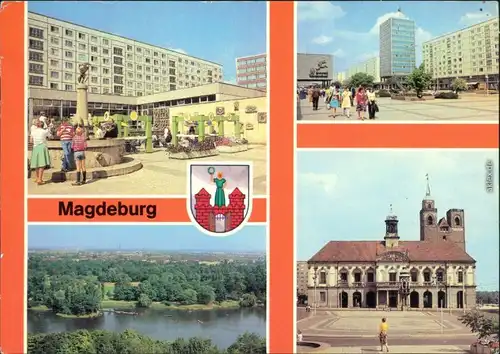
[28, 1, 267, 83]
[297, 1, 500, 73]
[297, 149, 499, 291]
[28, 224, 266, 253]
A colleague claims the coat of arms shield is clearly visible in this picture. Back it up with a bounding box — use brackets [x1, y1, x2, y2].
[187, 162, 253, 236]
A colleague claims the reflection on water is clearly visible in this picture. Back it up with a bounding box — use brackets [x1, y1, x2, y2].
[28, 307, 266, 349]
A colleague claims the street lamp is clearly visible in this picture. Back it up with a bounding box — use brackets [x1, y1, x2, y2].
[313, 267, 318, 315]
[433, 275, 444, 334]
[485, 75, 489, 96]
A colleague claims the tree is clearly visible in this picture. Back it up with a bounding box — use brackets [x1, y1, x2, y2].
[137, 293, 152, 308]
[239, 293, 257, 308]
[197, 285, 216, 305]
[227, 332, 267, 354]
[346, 73, 375, 88]
[452, 78, 468, 93]
[406, 64, 432, 98]
[459, 310, 499, 341]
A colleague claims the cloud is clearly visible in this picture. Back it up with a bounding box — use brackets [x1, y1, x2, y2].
[333, 49, 346, 58]
[312, 35, 333, 45]
[459, 11, 494, 26]
[168, 48, 187, 54]
[297, 2, 346, 22]
[356, 51, 379, 62]
[299, 172, 338, 195]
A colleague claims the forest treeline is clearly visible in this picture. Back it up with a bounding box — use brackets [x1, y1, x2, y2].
[28, 329, 266, 354]
[28, 255, 266, 316]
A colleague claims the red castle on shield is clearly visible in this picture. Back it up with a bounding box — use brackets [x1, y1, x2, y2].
[194, 187, 246, 232]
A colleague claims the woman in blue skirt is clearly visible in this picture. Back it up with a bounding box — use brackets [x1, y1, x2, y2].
[328, 87, 340, 118]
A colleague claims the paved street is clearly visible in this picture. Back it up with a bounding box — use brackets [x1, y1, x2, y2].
[297, 95, 500, 121]
[296, 309, 476, 352]
[28, 145, 267, 196]
[299, 344, 470, 353]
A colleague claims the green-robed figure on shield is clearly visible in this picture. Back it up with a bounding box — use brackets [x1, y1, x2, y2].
[209, 170, 227, 207]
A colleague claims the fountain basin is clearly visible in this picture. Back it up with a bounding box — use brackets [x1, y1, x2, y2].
[29, 139, 126, 169]
[296, 341, 330, 353]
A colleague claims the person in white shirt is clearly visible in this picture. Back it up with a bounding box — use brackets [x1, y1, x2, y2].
[30, 120, 51, 185]
[38, 112, 48, 129]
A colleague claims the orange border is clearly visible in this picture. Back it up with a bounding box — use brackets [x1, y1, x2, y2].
[0, 2, 25, 353]
[297, 124, 499, 148]
[269, 2, 293, 353]
[28, 198, 266, 222]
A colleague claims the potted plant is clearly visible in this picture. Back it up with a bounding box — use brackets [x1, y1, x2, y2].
[459, 310, 499, 354]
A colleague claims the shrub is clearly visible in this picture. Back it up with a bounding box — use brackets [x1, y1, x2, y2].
[435, 92, 459, 99]
[166, 137, 217, 154]
[376, 90, 391, 98]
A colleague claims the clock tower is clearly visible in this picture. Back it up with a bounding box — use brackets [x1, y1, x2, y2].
[420, 174, 439, 242]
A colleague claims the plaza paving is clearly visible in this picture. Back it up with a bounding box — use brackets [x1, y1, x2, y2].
[28, 145, 267, 196]
[297, 95, 500, 121]
[297, 308, 476, 352]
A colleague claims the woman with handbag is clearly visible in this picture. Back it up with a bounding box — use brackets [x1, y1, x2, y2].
[367, 88, 378, 119]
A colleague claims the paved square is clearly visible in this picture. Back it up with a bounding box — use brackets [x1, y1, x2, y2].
[297, 310, 472, 337]
[297, 95, 499, 121]
[28, 145, 267, 196]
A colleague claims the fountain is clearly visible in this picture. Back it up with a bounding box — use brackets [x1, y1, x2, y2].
[28, 63, 143, 181]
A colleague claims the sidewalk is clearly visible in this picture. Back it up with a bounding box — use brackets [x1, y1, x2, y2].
[311, 345, 470, 353]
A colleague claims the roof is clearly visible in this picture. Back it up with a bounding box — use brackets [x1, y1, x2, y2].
[309, 240, 475, 263]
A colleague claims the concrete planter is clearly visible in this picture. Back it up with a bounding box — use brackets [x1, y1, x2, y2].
[470, 343, 495, 354]
[217, 144, 249, 153]
[168, 149, 219, 160]
[391, 95, 435, 101]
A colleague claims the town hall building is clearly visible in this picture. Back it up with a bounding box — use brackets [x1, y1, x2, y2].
[305, 178, 476, 310]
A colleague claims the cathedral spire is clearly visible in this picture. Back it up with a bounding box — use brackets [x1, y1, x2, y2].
[425, 174, 432, 197]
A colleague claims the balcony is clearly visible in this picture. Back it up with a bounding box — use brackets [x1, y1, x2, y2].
[376, 281, 401, 289]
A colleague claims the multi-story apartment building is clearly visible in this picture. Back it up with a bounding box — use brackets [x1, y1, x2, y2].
[422, 17, 499, 90]
[335, 71, 346, 83]
[346, 57, 381, 83]
[27, 12, 223, 97]
[297, 261, 308, 296]
[379, 16, 416, 79]
[235, 53, 267, 90]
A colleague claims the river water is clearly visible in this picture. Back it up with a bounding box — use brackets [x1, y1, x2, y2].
[28, 307, 266, 349]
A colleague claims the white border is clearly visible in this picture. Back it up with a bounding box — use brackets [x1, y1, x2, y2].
[292, 1, 298, 351]
[185, 161, 254, 238]
[23, 2, 28, 351]
[265, 1, 270, 351]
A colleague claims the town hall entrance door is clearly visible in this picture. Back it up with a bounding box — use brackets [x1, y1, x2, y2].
[388, 291, 398, 308]
[366, 291, 376, 308]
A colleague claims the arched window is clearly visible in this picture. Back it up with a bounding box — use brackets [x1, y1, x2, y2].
[454, 216, 461, 226]
[427, 215, 434, 225]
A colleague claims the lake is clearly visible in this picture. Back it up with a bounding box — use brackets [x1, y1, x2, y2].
[28, 307, 266, 349]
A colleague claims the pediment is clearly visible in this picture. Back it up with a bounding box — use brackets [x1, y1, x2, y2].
[377, 250, 409, 263]
[438, 217, 449, 227]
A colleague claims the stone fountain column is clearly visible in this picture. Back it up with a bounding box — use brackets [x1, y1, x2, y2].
[75, 83, 88, 125]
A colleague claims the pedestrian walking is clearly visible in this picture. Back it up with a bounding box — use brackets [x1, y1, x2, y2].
[355, 87, 367, 120]
[312, 86, 320, 110]
[379, 317, 389, 352]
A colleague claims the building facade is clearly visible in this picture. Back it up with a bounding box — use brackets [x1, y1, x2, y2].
[236, 53, 267, 89]
[346, 57, 381, 83]
[297, 261, 308, 296]
[379, 16, 416, 79]
[335, 71, 346, 83]
[27, 12, 223, 97]
[306, 180, 476, 310]
[297, 53, 334, 87]
[422, 17, 499, 90]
